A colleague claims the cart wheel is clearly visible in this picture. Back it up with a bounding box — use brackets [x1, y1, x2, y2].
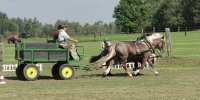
[16, 64, 26, 80]
[59, 64, 74, 80]
[51, 63, 62, 79]
[23, 64, 40, 81]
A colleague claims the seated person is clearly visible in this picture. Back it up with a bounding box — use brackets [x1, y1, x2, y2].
[58, 25, 80, 60]
[53, 25, 62, 41]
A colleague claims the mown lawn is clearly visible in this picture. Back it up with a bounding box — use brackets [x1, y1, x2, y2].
[0, 31, 200, 100]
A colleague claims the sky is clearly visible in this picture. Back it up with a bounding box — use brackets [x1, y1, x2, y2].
[0, 0, 120, 25]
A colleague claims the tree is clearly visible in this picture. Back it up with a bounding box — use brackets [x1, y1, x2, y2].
[153, 0, 182, 28]
[93, 20, 104, 36]
[83, 23, 93, 35]
[181, 0, 200, 28]
[113, 0, 153, 33]
[0, 12, 9, 36]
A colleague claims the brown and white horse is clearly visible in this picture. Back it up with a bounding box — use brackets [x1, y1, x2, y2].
[90, 33, 165, 76]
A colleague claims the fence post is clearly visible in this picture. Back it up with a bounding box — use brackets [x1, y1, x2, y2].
[0, 43, 3, 66]
[185, 27, 187, 36]
[178, 26, 180, 32]
[165, 28, 173, 57]
[141, 29, 143, 36]
[153, 27, 155, 33]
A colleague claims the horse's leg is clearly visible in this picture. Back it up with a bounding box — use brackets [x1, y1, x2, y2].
[121, 61, 132, 77]
[103, 59, 114, 75]
[134, 58, 147, 75]
[147, 58, 158, 75]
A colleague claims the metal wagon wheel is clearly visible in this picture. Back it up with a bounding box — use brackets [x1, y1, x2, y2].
[16, 64, 26, 80]
[23, 64, 40, 81]
[59, 64, 74, 80]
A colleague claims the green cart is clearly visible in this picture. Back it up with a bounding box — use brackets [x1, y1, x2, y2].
[15, 41, 90, 81]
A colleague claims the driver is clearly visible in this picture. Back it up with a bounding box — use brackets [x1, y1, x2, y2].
[58, 25, 79, 49]
[58, 25, 79, 60]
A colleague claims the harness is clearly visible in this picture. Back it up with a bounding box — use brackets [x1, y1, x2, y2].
[135, 42, 140, 54]
[117, 37, 163, 63]
[135, 38, 154, 55]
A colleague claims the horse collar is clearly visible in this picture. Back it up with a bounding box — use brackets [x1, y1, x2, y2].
[134, 42, 141, 54]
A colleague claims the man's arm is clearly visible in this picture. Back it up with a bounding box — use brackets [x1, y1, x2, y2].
[68, 37, 79, 43]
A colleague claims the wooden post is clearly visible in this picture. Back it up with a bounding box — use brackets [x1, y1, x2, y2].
[185, 27, 187, 36]
[153, 27, 155, 33]
[141, 29, 143, 36]
[165, 28, 172, 57]
[178, 26, 180, 32]
[93, 32, 96, 42]
[0, 43, 3, 65]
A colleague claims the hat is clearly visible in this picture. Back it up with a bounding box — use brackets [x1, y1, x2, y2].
[57, 25, 62, 29]
[61, 25, 67, 28]
[104, 38, 108, 41]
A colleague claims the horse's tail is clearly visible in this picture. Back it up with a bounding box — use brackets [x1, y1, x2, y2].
[89, 45, 111, 63]
[89, 54, 103, 63]
[90, 44, 116, 68]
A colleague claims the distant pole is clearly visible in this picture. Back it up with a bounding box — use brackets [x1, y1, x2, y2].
[178, 26, 180, 32]
[141, 29, 143, 36]
[0, 43, 3, 66]
[93, 32, 96, 41]
[165, 28, 173, 57]
[153, 27, 155, 33]
[185, 27, 187, 36]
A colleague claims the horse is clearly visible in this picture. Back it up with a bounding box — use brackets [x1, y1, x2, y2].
[7, 34, 22, 44]
[90, 33, 165, 76]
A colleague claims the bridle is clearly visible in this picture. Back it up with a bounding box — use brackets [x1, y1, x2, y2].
[152, 38, 165, 52]
[143, 37, 165, 53]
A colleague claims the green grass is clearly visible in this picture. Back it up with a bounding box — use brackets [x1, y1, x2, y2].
[0, 31, 200, 100]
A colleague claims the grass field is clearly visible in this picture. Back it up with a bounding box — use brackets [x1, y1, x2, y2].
[0, 31, 200, 100]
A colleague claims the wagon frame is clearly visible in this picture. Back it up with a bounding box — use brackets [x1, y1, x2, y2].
[15, 41, 90, 81]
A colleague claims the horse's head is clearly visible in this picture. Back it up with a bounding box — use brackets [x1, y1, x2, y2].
[154, 36, 165, 53]
[147, 33, 165, 53]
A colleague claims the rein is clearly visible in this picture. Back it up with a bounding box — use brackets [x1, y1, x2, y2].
[143, 39, 155, 53]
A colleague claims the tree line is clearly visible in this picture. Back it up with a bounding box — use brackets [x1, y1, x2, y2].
[0, 0, 199, 38]
[0, 12, 116, 38]
[113, 0, 200, 33]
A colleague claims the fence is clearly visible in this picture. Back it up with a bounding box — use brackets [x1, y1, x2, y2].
[109, 62, 142, 69]
[144, 27, 199, 33]
[0, 43, 3, 65]
[2, 64, 43, 71]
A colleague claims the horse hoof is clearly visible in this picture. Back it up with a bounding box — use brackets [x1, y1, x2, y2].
[103, 72, 107, 75]
[155, 73, 159, 76]
[133, 73, 141, 76]
[155, 72, 159, 76]
[128, 73, 133, 77]
[107, 72, 113, 76]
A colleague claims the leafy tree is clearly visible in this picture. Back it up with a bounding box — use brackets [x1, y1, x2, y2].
[0, 12, 9, 35]
[181, 0, 200, 28]
[153, 0, 182, 28]
[83, 23, 93, 35]
[10, 17, 25, 34]
[42, 24, 54, 38]
[113, 0, 155, 33]
[93, 20, 104, 36]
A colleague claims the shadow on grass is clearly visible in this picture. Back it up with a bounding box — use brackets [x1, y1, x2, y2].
[82, 72, 145, 78]
[5, 75, 54, 81]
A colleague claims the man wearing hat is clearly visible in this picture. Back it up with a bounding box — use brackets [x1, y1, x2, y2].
[100, 38, 111, 51]
[100, 38, 112, 74]
[58, 25, 79, 60]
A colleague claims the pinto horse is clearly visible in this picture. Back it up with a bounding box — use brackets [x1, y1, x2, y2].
[90, 33, 165, 76]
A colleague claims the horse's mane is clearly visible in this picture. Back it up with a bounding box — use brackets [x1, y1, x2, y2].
[146, 33, 163, 42]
